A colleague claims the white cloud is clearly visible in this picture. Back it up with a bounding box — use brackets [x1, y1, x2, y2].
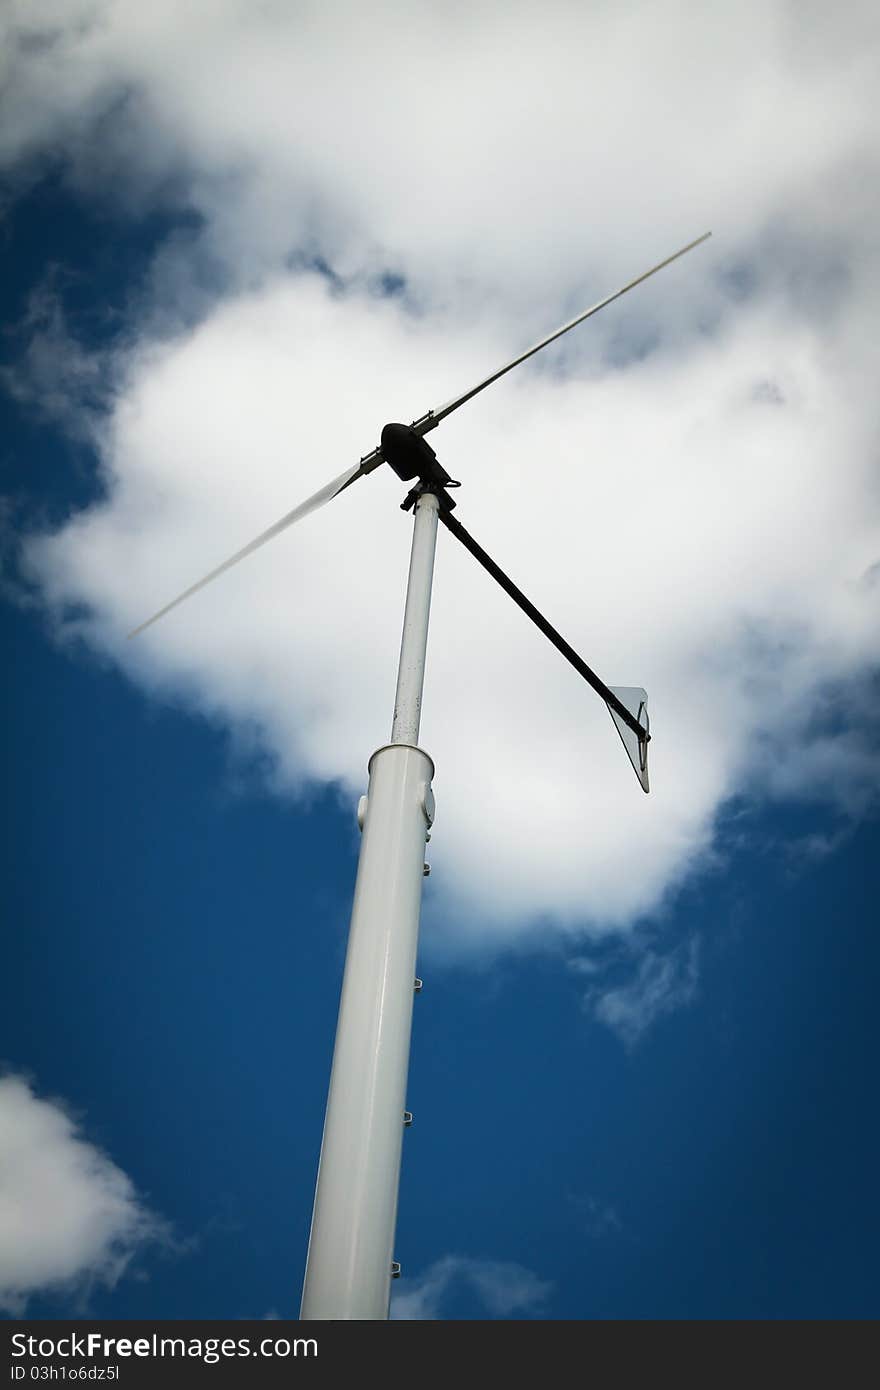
[391, 1255, 551, 1320]
[3, 1, 879, 946]
[3, 2, 879, 305]
[0, 282, 107, 433]
[581, 938, 700, 1049]
[0, 1073, 167, 1314]
[569, 1194, 624, 1239]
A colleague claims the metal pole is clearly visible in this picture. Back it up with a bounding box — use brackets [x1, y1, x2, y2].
[300, 491, 440, 1320]
[390, 493, 440, 745]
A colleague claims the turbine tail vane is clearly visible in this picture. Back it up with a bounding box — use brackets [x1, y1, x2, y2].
[606, 686, 650, 793]
[436, 506, 652, 792]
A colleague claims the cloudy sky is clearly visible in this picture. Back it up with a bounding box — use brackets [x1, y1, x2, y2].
[1, 0, 878, 1320]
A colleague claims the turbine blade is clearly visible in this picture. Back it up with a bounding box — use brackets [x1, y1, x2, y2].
[128, 454, 377, 638]
[413, 233, 711, 436]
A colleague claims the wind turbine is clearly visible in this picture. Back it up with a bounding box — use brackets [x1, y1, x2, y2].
[130, 231, 711, 1320]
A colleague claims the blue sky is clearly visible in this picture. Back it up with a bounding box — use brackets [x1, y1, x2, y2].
[2, 1, 878, 1320]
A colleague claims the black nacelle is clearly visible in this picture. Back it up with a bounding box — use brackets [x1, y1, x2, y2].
[381, 423, 453, 488]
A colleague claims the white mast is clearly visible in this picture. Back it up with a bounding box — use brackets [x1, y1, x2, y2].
[300, 491, 440, 1319]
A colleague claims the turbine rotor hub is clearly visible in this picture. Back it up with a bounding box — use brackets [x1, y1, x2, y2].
[380, 422, 454, 489]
